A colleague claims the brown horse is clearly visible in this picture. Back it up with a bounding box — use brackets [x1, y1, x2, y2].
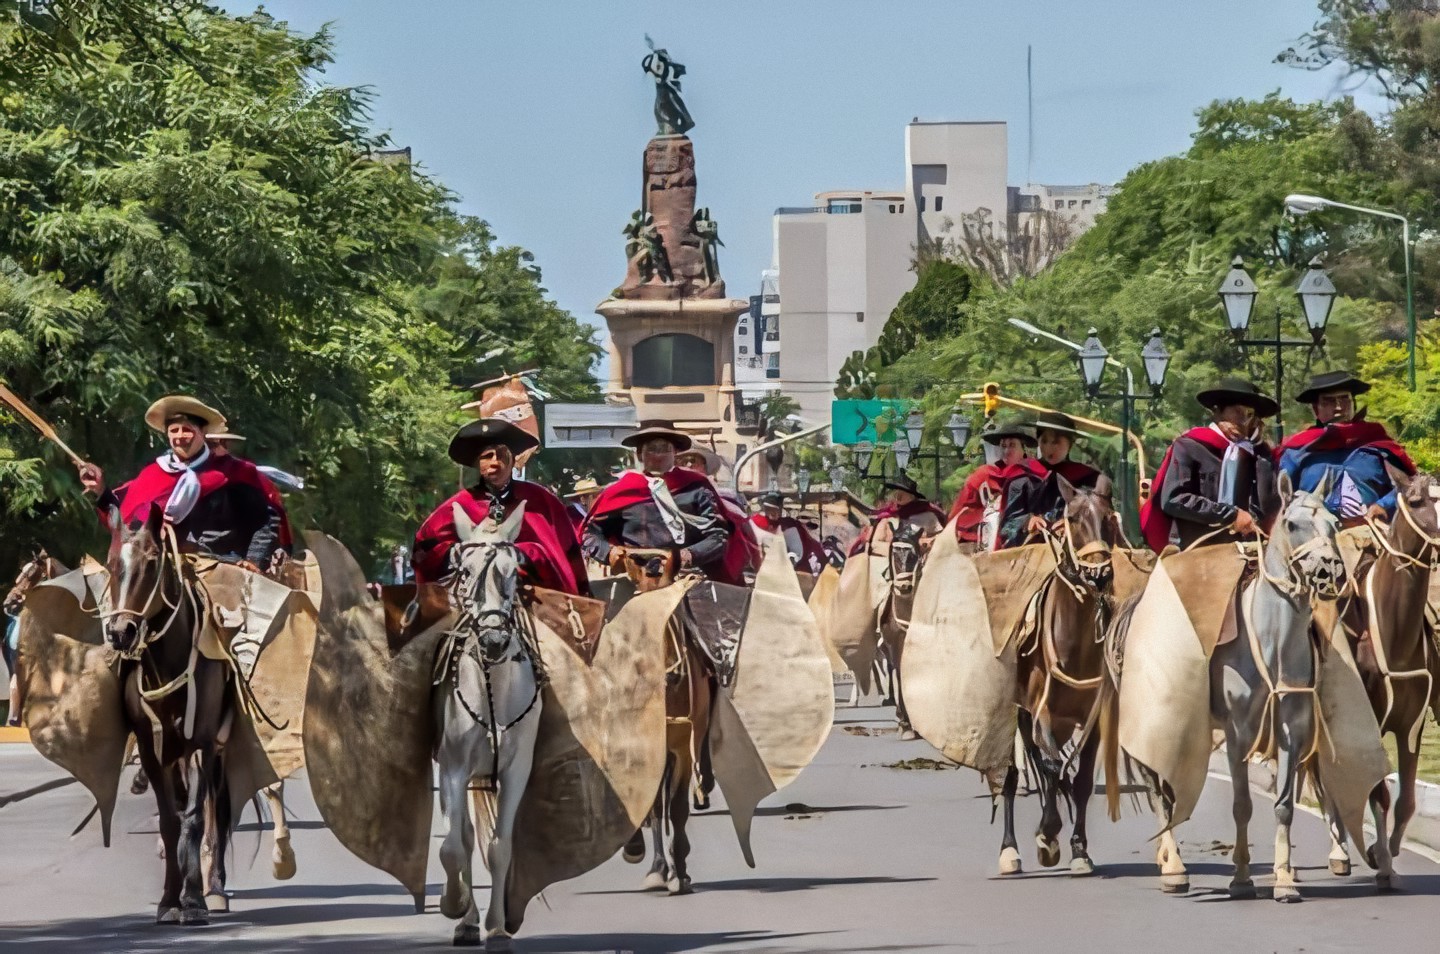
[4, 550, 67, 725]
[1327, 470, 1440, 874]
[999, 477, 1117, 876]
[105, 504, 236, 924]
[878, 521, 924, 738]
[615, 548, 713, 895]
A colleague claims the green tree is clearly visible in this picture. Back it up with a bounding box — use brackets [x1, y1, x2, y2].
[0, 1, 598, 569]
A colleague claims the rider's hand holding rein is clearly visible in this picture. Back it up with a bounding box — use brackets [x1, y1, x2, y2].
[1231, 508, 1257, 536]
[77, 460, 105, 496]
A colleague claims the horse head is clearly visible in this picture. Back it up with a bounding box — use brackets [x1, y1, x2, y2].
[3, 548, 50, 616]
[1055, 474, 1117, 588]
[1389, 466, 1440, 565]
[104, 503, 173, 656]
[1272, 471, 1346, 600]
[887, 521, 924, 595]
[450, 501, 527, 663]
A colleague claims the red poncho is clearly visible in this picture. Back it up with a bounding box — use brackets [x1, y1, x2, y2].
[949, 463, 1005, 543]
[413, 481, 589, 595]
[1278, 419, 1413, 467]
[582, 470, 752, 585]
[1139, 426, 1231, 553]
[751, 512, 826, 571]
[110, 453, 277, 526]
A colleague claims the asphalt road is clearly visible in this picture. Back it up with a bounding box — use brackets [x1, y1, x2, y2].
[2, 703, 1438, 953]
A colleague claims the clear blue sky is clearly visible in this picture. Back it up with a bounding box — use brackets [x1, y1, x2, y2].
[236, 1, 1365, 346]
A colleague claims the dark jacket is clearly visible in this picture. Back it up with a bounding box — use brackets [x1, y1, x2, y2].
[1158, 431, 1278, 549]
[998, 458, 1103, 549]
[581, 477, 729, 568]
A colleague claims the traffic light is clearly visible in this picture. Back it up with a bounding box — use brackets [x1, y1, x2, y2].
[982, 382, 1001, 418]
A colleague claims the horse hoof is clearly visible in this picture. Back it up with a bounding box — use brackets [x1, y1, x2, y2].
[998, 846, 1022, 876]
[692, 791, 710, 811]
[898, 728, 919, 741]
[272, 837, 297, 881]
[483, 934, 513, 952]
[642, 870, 669, 892]
[156, 905, 181, 925]
[1274, 886, 1303, 904]
[1036, 835, 1061, 868]
[1376, 873, 1396, 893]
[1329, 857, 1352, 877]
[622, 832, 645, 864]
[453, 923, 481, 947]
[1160, 877, 1190, 895]
[130, 770, 150, 795]
[668, 876, 694, 896]
[1228, 880, 1256, 900]
[179, 906, 209, 926]
[1366, 844, 1380, 869]
[204, 892, 229, 913]
[1070, 856, 1095, 877]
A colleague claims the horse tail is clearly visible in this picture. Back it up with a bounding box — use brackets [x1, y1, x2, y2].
[1101, 591, 1142, 822]
[470, 787, 500, 873]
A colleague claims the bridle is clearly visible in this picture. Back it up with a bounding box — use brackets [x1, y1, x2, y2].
[1257, 498, 1345, 600]
[3, 558, 44, 616]
[1363, 484, 1440, 572]
[100, 522, 197, 662]
[1042, 498, 1114, 601]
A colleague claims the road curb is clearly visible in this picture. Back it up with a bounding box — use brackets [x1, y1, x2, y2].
[0, 726, 30, 744]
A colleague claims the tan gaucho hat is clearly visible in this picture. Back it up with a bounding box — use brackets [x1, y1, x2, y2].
[144, 395, 227, 434]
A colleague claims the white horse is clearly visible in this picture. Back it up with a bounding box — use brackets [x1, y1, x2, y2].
[435, 502, 543, 950]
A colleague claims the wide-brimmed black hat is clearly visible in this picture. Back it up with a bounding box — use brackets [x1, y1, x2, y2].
[981, 418, 1037, 447]
[1295, 369, 1371, 405]
[1196, 377, 1279, 418]
[620, 419, 693, 452]
[448, 418, 540, 466]
[1032, 410, 1085, 439]
[882, 471, 925, 499]
[759, 491, 785, 509]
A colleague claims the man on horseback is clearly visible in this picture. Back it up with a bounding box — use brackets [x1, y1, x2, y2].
[948, 419, 1035, 547]
[997, 411, 1105, 549]
[1141, 378, 1280, 551]
[751, 492, 825, 575]
[76, 395, 288, 571]
[581, 420, 748, 585]
[412, 418, 589, 596]
[1277, 370, 1415, 525]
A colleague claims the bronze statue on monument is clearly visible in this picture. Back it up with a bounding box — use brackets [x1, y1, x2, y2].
[642, 35, 695, 137]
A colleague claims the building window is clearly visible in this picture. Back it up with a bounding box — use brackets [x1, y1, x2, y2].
[934, 195, 943, 212]
[1054, 200, 1064, 210]
[1068, 200, 1077, 208]
[917, 196, 926, 213]
[632, 333, 715, 387]
[888, 203, 896, 213]
[1081, 199, 1091, 209]
[739, 345, 748, 355]
[827, 199, 860, 213]
[856, 311, 865, 322]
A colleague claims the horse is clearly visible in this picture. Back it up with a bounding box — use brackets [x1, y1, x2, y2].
[104, 504, 235, 924]
[999, 476, 1117, 876]
[878, 520, 923, 739]
[1325, 469, 1440, 878]
[434, 502, 543, 950]
[5, 549, 67, 724]
[1107, 475, 1358, 901]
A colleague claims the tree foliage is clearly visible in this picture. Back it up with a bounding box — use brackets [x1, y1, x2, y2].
[0, 1, 599, 569]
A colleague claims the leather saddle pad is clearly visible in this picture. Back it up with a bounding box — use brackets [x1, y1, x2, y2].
[379, 583, 452, 655]
[526, 587, 608, 666]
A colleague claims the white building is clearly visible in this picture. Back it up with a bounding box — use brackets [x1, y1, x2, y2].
[734, 269, 780, 398]
[767, 120, 1110, 424]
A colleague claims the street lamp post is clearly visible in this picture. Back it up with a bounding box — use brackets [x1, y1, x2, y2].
[1007, 319, 1169, 530]
[1284, 192, 1416, 391]
[850, 407, 971, 500]
[1217, 255, 1335, 442]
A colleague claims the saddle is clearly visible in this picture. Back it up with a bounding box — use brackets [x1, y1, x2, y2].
[617, 547, 678, 592]
[525, 587, 607, 666]
[379, 583, 452, 655]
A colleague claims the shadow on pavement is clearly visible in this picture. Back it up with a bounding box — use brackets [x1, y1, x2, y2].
[579, 875, 932, 897]
[230, 882, 447, 901]
[518, 929, 832, 953]
[700, 804, 902, 818]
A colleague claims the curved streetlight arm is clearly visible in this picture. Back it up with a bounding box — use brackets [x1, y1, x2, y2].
[732, 422, 831, 493]
[1008, 318, 1129, 372]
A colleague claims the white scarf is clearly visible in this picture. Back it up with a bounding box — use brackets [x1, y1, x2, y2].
[647, 475, 689, 545]
[1210, 424, 1255, 507]
[155, 444, 210, 523]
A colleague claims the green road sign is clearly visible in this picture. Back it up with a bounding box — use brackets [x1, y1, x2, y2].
[830, 399, 913, 446]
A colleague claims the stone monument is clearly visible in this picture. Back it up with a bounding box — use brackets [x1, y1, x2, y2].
[596, 41, 754, 477]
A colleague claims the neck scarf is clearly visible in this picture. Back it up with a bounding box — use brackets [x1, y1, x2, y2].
[155, 444, 210, 523]
[1210, 424, 1255, 507]
[646, 476, 689, 545]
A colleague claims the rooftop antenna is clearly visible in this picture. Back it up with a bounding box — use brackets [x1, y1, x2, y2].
[1026, 44, 1034, 187]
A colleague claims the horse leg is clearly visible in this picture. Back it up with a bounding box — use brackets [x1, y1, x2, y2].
[438, 757, 476, 926]
[482, 726, 538, 952]
[1019, 711, 1061, 868]
[177, 751, 212, 924]
[1370, 784, 1397, 892]
[1271, 721, 1303, 904]
[667, 751, 695, 895]
[1144, 768, 1188, 894]
[895, 665, 917, 741]
[1069, 734, 1098, 876]
[1389, 734, 1420, 860]
[998, 765, 1022, 875]
[203, 755, 231, 913]
[643, 757, 673, 891]
[1226, 739, 1255, 899]
[265, 781, 296, 880]
[1325, 790, 1353, 877]
[139, 736, 183, 923]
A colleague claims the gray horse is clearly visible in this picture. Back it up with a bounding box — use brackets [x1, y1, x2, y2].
[435, 503, 543, 950]
[1133, 474, 1360, 901]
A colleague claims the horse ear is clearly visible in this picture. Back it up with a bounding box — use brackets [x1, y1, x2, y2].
[1387, 462, 1414, 497]
[452, 502, 477, 541]
[1093, 474, 1113, 499]
[494, 500, 527, 544]
[145, 502, 164, 539]
[107, 505, 123, 534]
[1055, 473, 1077, 504]
[1312, 468, 1335, 503]
[1277, 469, 1295, 508]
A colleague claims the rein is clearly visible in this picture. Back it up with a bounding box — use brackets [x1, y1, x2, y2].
[1363, 496, 1440, 571]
